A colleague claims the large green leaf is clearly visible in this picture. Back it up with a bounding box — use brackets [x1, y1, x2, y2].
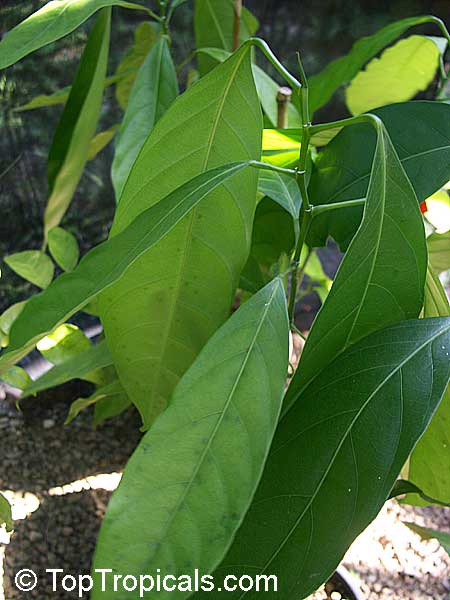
[99, 47, 262, 428]
[22, 339, 113, 398]
[286, 119, 427, 407]
[308, 102, 450, 249]
[194, 0, 258, 75]
[44, 8, 111, 237]
[428, 230, 450, 273]
[308, 15, 435, 114]
[403, 265, 450, 505]
[0, 0, 148, 69]
[115, 21, 160, 109]
[112, 37, 179, 201]
[0, 161, 252, 375]
[208, 317, 450, 600]
[92, 279, 289, 599]
[4, 250, 54, 289]
[346, 36, 441, 115]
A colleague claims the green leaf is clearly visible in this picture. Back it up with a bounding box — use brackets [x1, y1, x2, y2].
[240, 198, 296, 293]
[258, 170, 302, 223]
[286, 120, 427, 408]
[36, 323, 91, 366]
[14, 73, 127, 113]
[99, 47, 262, 428]
[346, 36, 441, 116]
[44, 8, 111, 237]
[402, 265, 450, 506]
[308, 15, 436, 114]
[404, 522, 450, 555]
[194, 0, 258, 75]
[112, 37, 179, 201]
[0, 161, 252, 375]
[48, 227, 80, 272]
[93, 388, 131, 427]
[115, 21, 160, 109]
[196, 48, 301, 128]
[0, 493, 13, 533]
[4, 251, 54, 289]
[390, 479, 450, 507]
[308, 101, 450, 249]
[211, 317, 450, 599]
[1, 366, 32, 391]
[22, 340, 113, 398]
[65, 380, 126, 425]
[428, 230, 450, 273]
[92, 279, 289, 599]
[0, 0, 149, 69]
[0, 302, 26, 340]
[87, 125, 120, 161]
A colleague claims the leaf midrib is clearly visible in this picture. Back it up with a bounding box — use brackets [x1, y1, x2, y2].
[238, 320, 450, 593]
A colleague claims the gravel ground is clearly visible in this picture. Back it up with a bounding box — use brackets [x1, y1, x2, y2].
[0, 376, 449, 600]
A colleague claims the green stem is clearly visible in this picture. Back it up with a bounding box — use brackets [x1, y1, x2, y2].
[249, 160, 300, 177]
[310, 113, 380, 136]
[291, 323, 306, 341]
[312, 197, 366, 216]
[288, 211, 312, 325]
[247, 38, 302, 93]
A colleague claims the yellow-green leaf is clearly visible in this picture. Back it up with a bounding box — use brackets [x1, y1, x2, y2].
[346, 35, 441, 115]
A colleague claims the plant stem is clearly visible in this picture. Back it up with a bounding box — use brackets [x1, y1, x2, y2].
[312, 197, 366, 216]
[247, 38, 301, 93]
[232, 0, 242, 51]
[287, 218, 312, 324]
[249, 160, 300, 177]
[276, 87, 292, 128]
[309, 113, 379, 136]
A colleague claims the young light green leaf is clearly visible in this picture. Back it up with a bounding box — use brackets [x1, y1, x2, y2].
[346, 36, 441, 115]
[194, 0, 258, 75]
[92, 279, 289, 599]
[99, 47, 261, 429]
[44, 8, 111, 237]
[286, 119, 427, 408]
[0, 493, 13, 533]
[209, 318, 450, 600]
[48, 227, 80, 272]
[115, 21, 160, 109]
[0, 161, 251, 376]
[427, 230, 450, 273]
[112, 37, 179, 201]
[308, 102, 450, 249]
[0, 0, 149, 69]
[36, 324, 91, 366]
[309, 15, 437, 114]
[402, 265, 450, 506]
[87, 125, 120, 161]
[22, 340, 113, 398]
[404, 522, 450, 555]
[4, 251, 54, 289]
[65, 380, 126, 425]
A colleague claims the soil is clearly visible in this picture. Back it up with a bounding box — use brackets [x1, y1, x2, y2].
[0, 378, 449, 600]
